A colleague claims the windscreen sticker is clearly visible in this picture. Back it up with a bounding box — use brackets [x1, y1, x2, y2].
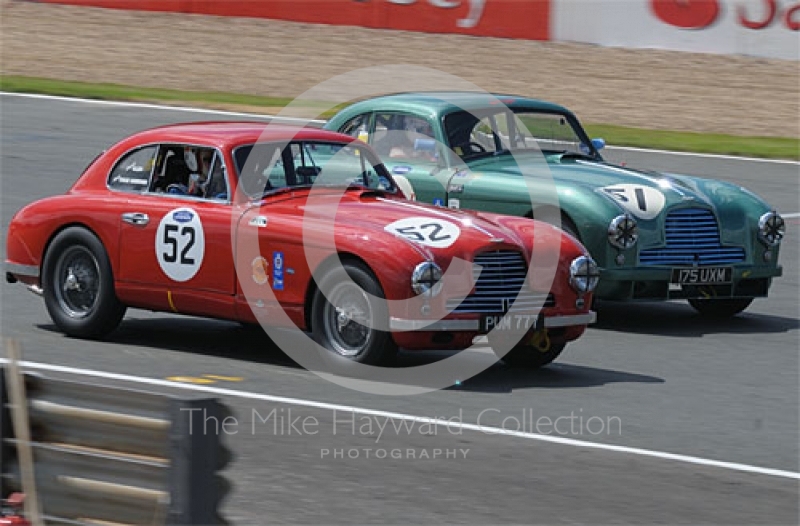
[384, 217, 461, 249]
[155, 207, 205, 282]
[600, 184, 666, 220]
[393, 165, 412, 175]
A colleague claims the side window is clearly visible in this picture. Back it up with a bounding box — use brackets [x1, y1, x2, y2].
[201, 151, 230, 201]
[108, 146, 157, 193]
[372, 113, 437, 162]
[469, 116, 499, 154]
[235, 143, 286, 198]
[339, 114, 370, 143]
[149, 144, 225, 200]
[291, 143, 322, 185]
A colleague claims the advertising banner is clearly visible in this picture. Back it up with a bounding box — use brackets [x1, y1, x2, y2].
[552, 0, 799, 60]
[37, 0, 551, 41]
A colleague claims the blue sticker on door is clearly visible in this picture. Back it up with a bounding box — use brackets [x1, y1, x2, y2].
[272, 251, 284, 291]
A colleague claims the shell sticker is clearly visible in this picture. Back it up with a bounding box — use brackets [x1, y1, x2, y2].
[384, 217, 461, 249]
[600, 184, 666, 220]
[252, 256, 269, 285]
[155, 207, 205, 282]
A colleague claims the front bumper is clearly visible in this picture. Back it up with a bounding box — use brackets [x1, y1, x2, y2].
[389, 311, 596, 331]
[596, 265, 782, 301]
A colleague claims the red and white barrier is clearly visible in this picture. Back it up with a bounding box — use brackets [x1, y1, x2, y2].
[35, 0, 799, 60]
[35, 0, 551, 40]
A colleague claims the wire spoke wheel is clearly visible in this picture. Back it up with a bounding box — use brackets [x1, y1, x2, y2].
[54, 246, 101, 319]
[322, 281, 374, 357]
[42, 227, 127, 338]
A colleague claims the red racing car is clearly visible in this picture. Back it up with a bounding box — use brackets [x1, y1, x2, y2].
[5, 123, 597, 368]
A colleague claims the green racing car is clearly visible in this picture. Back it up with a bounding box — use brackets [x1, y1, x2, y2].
[325, 92, 785, 317]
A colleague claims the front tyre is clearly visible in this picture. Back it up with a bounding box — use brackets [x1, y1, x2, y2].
[311, 261, 397, 366]
[42, 227, 126, 338]
[688, 298, 754, 318]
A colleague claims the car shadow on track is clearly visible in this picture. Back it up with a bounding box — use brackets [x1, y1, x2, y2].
[393, 351, 665, 393]
[37, 317, 304, 369]
[37, 315, 663, 393]
[593, 301, 799, 336]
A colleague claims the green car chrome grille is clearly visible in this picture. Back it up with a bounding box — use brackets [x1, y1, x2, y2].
[639, 208, 746, 266]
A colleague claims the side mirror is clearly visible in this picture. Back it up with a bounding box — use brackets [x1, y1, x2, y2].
[591, 138, 606, 151]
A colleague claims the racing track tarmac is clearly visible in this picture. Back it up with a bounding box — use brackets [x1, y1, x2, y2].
[1, 95, 798, 524]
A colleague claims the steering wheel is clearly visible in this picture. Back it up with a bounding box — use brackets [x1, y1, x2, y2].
[461, 142, 487, 155]
[166, 183, 187, 195]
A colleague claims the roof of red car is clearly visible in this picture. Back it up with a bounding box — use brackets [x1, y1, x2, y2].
[128, 121, 356, 148]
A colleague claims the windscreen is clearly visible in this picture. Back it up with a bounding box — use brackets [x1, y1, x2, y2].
[234, 141, 397, 198]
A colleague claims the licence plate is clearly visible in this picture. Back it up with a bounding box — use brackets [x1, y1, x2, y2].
[671, 267, 732, 285]
[480, 313, 539, 333]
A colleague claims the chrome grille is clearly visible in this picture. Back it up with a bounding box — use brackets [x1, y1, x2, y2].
[446, 250, 555, 313]
[639, 208, 745, 266]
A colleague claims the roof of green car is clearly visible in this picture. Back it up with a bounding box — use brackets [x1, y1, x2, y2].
[338, 92, 573, 119]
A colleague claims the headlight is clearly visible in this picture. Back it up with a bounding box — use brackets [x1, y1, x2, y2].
[608, 214, 638, 249]
[758, 211, 785, 247]
[569, 256, 600, 294]
[411, 262, 443, 297]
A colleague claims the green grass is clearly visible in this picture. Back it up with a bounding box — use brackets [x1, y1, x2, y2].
[0, 75, 341, 115]
[585, 123, 798, 160]
[2, 75, 797, 160]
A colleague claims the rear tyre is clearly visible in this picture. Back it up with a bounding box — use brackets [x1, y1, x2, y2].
[311, 261, 397, 366]
[492, 341, 566, 369]
[688, 298, 754, 318]
[42, 227, 126, 338]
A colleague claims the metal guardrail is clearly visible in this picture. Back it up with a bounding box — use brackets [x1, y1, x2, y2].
[1, 365, 232, 525]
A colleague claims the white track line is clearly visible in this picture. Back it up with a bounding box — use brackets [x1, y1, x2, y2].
[1, 358, 797, 481]
[0, 91, 325, 125]
[2, 92, 797, 165]
[782, 212, 800, 218]
[604, 144, 800, 165]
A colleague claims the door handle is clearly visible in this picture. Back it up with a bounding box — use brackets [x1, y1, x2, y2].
[122, 212, 149, 226]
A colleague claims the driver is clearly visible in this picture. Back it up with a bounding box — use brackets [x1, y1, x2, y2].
[187, 149, 213, 196]
[374, 116, 437, 161]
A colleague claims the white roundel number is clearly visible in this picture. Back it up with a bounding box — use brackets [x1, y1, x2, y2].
[384, 217, 461, 249]
[601, 184, 665, 220]
[155, 207, 205, 282]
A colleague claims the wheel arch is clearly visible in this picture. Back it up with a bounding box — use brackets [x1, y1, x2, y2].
[527, 206, 581, 241]
[41, 222, 110, 279]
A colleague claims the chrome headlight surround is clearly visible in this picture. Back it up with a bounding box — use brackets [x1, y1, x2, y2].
[411, 261, 443, 297]
[758, 211, 785, 247]
[569, 256, 600, 294]
[608, 214, 638, 250]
